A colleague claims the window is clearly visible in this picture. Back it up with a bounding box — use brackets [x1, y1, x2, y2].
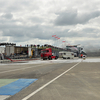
[41, 50, 46, 53]
[47, 50, 49, 52]
[64, 53, 66, 55]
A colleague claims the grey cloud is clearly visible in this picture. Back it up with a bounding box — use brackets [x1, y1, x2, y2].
[59, 27, 100, 39]
[0, 0, 40, 13]
[30, 17, 43, 23]
[0, 11, 100, 44]
[0, 22, 55, 42]
[83, 28, 97, 33]
[54, 10, 77, 25]
[10, 36, 30, 42]
[0, 37, 7, 42]
[54, 10, 100, 25]
[0, 0, 100, 48]
[1, 13, 13, 19]
[1, 22, 100, 43]
[82, 28, 100, 38]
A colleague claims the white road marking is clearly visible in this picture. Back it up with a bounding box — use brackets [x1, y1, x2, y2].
[22, 61, 81, 100]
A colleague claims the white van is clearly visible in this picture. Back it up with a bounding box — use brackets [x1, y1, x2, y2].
[59, 51, 74, 59]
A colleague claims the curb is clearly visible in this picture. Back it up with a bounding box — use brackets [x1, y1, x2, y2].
[0, 58, 40, 63]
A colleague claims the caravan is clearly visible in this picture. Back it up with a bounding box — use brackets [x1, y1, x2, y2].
[59, 51, 74, 59]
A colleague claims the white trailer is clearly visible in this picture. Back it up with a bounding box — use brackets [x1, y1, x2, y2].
[59, 51, 74, 59]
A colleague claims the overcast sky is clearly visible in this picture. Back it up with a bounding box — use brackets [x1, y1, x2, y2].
[0, 0, 100, 52]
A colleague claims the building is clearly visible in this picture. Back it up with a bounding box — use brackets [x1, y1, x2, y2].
[66, 45, 86, 57]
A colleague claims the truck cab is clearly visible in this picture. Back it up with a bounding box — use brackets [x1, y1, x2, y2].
[41, 48, 58, 60]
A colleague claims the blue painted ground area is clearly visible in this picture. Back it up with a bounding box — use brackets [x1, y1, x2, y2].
[0, 79, 37, 95]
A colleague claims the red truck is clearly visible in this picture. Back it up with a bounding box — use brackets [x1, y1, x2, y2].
[41, 48, 58, 60]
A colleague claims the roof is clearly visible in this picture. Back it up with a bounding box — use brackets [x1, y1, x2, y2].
[0, 43, 16, 46]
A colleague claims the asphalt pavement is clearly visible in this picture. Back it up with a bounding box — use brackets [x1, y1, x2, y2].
[0, 58, 100, 100]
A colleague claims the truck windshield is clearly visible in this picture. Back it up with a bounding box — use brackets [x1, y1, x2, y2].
[41, 50, 46, 53]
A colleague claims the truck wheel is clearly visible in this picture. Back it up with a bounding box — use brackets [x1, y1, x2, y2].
[43, 58, 47, 60]
[48, 56, 52, 60]
[55, 56, 58, 60]
[67, 57, 70, 59]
